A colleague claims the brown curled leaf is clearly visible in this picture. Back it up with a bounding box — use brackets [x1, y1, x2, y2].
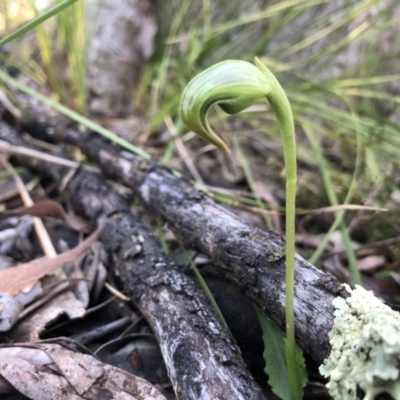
[0, 226, 103, 296]
[0, 199, 91, 232]
[0, 343, 167, 399]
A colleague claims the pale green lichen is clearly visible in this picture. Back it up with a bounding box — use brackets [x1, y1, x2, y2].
[320, 284, 400, 400]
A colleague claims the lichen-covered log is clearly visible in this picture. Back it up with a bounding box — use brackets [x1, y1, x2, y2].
[0, 121, 267, 400]
[19, 115, 348, 365]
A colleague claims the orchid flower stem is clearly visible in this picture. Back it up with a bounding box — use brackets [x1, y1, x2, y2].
[256, 59, 297, 353]
[180, 57, 299, 397]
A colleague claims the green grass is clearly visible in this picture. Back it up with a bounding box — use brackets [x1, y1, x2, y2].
[1, 0, 86, 113]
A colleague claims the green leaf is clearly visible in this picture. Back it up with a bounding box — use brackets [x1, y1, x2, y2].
[255, 305, 307, 400]
[285, 339, 307, 400]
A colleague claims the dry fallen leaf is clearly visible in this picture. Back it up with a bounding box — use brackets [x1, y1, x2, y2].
[0, 226, 103, 296]
[0, 293, 23, 331]
[0, 199, 91, 232]
[0, 175, 20, 203]
[254, 180, 282, 234]
[0, 343, 167, 400]
[357, 255, 386, 272]
[11, 287, 86, 341]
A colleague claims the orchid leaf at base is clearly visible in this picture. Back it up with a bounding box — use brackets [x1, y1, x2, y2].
[255, 306, 306, 400]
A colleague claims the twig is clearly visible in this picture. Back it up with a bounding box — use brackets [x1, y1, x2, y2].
[104, 282, 130, 301]
[0, 139, 100, 173]
[239, 203, 387, 216]
[164, 116, 205, 185]
[323, 235, 400, 259]
[0, 156, 57, 258]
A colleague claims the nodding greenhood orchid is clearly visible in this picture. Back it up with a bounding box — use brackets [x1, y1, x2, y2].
[180, 59, 272, 153]
[180, 57, 302, 399]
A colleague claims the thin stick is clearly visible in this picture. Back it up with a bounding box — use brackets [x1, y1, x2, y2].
[164, 116, 205, 185]
[240, 203, 388, 216]
[0, 156, 57, 258]
[0, 139, 100, 173]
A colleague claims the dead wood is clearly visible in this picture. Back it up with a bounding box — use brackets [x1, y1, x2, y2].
[0, 121, 267, 400]
[18, 116, 349, 366]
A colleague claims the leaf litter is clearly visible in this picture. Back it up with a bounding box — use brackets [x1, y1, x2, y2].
[0, 342, 167, 400]
[0, 225, 103, 296]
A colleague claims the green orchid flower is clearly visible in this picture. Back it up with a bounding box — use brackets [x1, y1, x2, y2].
[180, 60, 273, 152]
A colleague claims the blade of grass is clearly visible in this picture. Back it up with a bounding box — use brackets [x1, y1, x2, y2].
[302, 116, 362, 285]
[231, 136, 274, 230]
[207, 0, 325, 39]
[0, 70, 150, 159]
[280, 0, 378, 58]
[0, 52, 47, 85]
[176, 238, 230, 332]
[301, 120, 359, 278]
[56, 0, 87, 113]
[0, 0, 78, 48]
[28, 0, 68, 104]
[156, 218, 169, 254]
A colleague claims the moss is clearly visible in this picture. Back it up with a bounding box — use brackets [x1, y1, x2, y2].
[320, 284, 400, 400]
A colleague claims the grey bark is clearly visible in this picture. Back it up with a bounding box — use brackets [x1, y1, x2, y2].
[86, 0, 157, 117]
[0, 120, 267, 400]
[71, 133, 348, 365]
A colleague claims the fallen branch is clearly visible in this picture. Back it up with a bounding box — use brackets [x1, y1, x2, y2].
[23, 119, 345, 365]
[0, 121, 267, 400]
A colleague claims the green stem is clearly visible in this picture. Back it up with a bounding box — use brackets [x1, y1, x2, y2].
[255, 57, 297, 380]
[258, 63, 297, 344]
[176, 239, 230, 332]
